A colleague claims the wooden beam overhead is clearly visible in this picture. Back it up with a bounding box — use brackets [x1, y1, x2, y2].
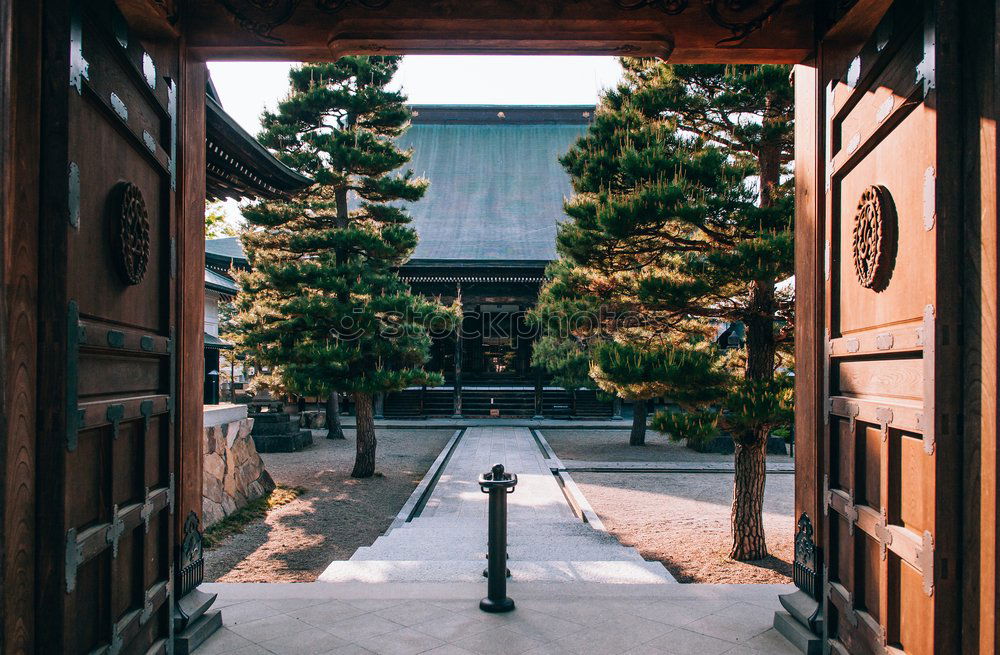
[178, 0, 816, 63]
[116, 0, 180, 38]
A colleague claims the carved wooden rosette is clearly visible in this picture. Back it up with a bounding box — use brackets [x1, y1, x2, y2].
[851, 185, 894, 291]
[109, 181, 150, 285]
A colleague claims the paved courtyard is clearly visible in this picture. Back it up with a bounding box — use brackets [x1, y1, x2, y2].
[196, 426, 797, 654]
[199, 582, 798, 655]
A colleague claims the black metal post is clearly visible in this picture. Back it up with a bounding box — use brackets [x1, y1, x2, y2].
[479, 463, 517, 613]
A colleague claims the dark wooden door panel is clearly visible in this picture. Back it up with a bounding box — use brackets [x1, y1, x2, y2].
[40, 2, 179, 653]
[820, 1, 957, 653]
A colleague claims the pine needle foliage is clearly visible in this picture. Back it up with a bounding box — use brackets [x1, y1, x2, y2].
[534, 60, 794, 559]
[229, 57, 458, 478]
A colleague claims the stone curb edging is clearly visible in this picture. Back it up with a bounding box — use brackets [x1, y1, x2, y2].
[560, 461, 796, 474]
[556, 471, 606, 532]
[529, 428, 607, 532]
[388, 428, 466, 531]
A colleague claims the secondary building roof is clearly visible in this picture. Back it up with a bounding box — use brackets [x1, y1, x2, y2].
[206, 236, 246, 272]
[400, 105, 591, 264]
[205, 267, 239, 295]
[205, 79, 313, 201]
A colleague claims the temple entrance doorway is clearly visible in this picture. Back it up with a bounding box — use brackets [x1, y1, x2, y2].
[4, 1, 994, 654]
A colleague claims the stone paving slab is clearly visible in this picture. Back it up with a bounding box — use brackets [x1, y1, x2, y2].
[197, 582, 799, 654]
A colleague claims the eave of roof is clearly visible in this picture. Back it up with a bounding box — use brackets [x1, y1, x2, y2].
[206, 237, 248, 270]
[206, 94, 312, 201]
[205, 267, 239, 295]
[205, 332, 234, 350]
[409, 105, 595, 125]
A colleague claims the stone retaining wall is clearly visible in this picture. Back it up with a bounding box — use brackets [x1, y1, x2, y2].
[203, 416, 275, 528]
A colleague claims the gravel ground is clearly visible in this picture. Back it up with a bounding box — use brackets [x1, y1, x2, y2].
[541, 428, 793, 464]
[573, 471, 795, 584]
[204, 427, 455, 582]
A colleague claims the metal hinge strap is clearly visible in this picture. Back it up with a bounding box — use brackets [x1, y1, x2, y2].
[65, 528, 84, 592]
[67, 301, 81, 451]
[917, 530, 935, 596]
[106, 404, 125, 439]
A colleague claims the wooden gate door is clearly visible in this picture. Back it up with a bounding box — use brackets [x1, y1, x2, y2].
[36, 2, 180, 652]
[817, 1, 961, 653]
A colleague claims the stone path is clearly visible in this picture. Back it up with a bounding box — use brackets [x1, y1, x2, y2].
[318, 426, 675, 584]
[197, 581, 799, 655]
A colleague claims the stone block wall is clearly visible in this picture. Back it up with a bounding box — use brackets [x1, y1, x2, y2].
[202, 416, 275, 528]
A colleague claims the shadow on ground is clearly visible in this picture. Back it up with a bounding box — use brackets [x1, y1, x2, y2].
[204, 428, 455, 582]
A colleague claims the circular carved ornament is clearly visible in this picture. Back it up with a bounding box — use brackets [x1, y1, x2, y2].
[109, 181, 150, 285]
[852, 185, 895, 291]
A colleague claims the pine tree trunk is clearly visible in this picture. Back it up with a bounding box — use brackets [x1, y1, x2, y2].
[629, 399, 647, 446]
[730, 439, 768, 560]
[351, 392, 377, 478]
[728, 120, 783, 558]
[326, 391, 345, 440]
[731, 279, 776, 560]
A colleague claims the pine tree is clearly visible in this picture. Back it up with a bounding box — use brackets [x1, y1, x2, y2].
[230, 57, 456, 478]
[540, 61, 794, 560]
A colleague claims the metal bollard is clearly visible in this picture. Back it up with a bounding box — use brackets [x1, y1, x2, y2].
[478, 463, 517, 613]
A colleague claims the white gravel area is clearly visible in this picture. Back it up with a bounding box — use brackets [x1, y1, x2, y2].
[573, 471, 795, 584]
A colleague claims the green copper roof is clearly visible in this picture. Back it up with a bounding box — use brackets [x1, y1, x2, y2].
[398, 111, 589, 262]
[205, 108, 593, 266]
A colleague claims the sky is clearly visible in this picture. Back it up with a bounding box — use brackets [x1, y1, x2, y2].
[208, 56, 623, 137]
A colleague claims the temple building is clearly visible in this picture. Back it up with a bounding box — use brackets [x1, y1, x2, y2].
[209, 104, 614, 418]
[390, 105, 612, 418]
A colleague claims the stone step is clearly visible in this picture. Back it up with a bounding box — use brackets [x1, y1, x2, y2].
[249, 412, 291, 423]
[372, 531, 621, 550]
[251, 418, 301, 435]
[395, 516, 600, 538]
[779, 590, 823, 631]
[393, 522, 604, 537]
[398, 516, 588, 527]
[364, 531, 632, 550]
[252, 430, 313, 453]
[773, 611, 822, 655]
[318, 559, 675, 584]
[350, 542, 644, 562]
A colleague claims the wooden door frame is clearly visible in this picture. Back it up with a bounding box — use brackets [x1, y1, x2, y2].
[958, 1, 1000, 653]
[0, 1, 42, 653]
